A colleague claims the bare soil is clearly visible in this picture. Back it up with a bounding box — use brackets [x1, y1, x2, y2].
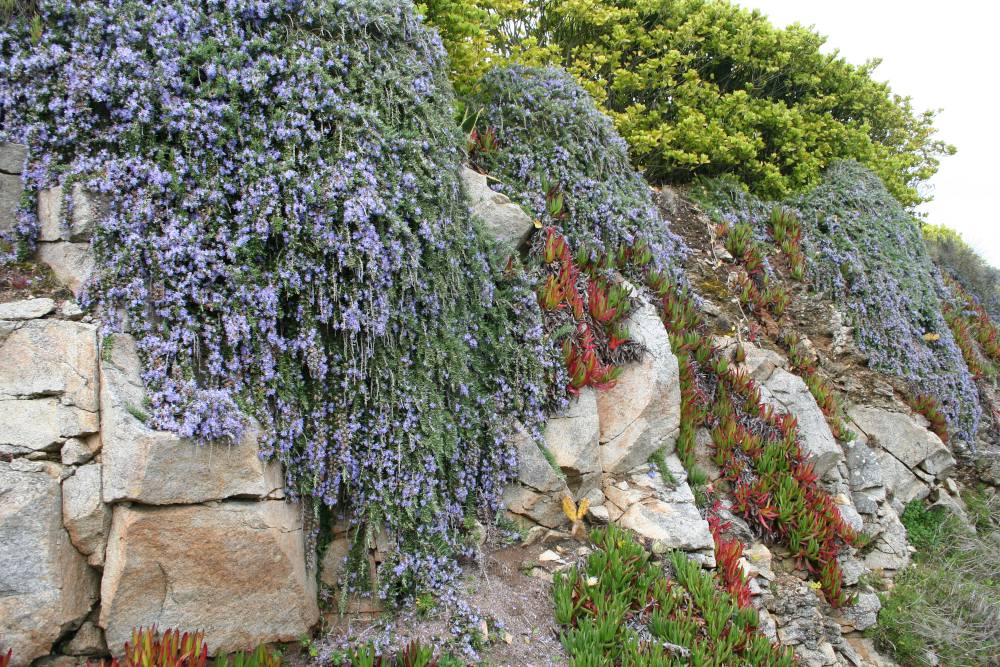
[0, 258, 68, 303]
[307, 539, 569, 667]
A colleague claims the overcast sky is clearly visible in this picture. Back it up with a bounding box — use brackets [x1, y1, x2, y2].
[737, 0, 1000, 268]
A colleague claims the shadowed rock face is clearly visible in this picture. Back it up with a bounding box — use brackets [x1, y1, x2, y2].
[100, 501, 318, 653]
[503, 425, 572, 528]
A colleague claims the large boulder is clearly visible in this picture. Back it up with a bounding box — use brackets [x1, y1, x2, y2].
[100, 501, 318, 653]
[611, 455, 714, 559]
[759, 368, 844, 477]
[502, 426, 571, 528]
[0, 460, 99, 667]
[100, 333, 283, 505]
[543, 387, 601, 497]
[597, 287, 681, 473]
[461, 167, 534, 249]
[847, 405, 955, 480]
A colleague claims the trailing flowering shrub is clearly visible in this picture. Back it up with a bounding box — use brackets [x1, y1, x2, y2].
[0, 0, 551, 599]
[469, 65, 685, 277]
[695, 162, 981, 442]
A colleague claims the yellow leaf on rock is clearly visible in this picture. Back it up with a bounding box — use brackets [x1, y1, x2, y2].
[562, 495, 577, 521]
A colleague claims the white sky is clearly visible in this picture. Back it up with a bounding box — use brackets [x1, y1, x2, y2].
[737, 0, 1000, 268]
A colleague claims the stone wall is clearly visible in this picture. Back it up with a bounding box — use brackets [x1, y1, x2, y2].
[0, 304, 318, 666]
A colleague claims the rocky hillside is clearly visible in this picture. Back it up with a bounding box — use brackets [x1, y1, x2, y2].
[1, 1, 998, 666]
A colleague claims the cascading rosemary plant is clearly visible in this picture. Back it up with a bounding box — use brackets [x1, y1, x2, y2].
[0, 0, 553, 600]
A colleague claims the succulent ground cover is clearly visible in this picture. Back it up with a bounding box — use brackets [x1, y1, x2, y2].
[660, 282, 859, 607]
[529, 226, 643, 403]
[694, 162, 981, 443]
[0, 0, 553, 599]
[552, 525, 794, 666]
[80, 627, 281, 667]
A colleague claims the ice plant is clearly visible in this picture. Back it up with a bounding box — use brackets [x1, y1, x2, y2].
[88, 628, 208, 667]
[709, 514, 753, 609]
[907, 394, 950, 445]
[552, 526, 794, 666]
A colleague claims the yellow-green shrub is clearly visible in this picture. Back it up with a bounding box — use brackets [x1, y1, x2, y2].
[421, 0, 953, 206]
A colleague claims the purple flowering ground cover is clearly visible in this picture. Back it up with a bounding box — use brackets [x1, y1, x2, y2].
[0, 0, 551, 599]
[693, 162, 981, 442]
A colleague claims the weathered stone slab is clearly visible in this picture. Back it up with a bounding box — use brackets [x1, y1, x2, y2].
[847, 405, 954, 479]
[0, 319, 99, 411]
[0, 172, 21, 235]
[61, 435, 102, 466]
[38, 184, 105, 242]
[100, 501, 318, 653]
[618, 499, 713, 553]
[461, 167, 534, 249]
[544, 387, 601, 497]
[761, 368, 843, 476]
[0, 397, 99, 453]
[869, 447, 928, 505]
[36, 242, 94, 297]
[100, 334, 283, 505]
[0, 142, 27, 174]
[843, 439, 883, 491]
[615, 454, 713, 555]
[63, 464, 111, 566]
[597, 286, 680, 473]
[0, 460, 99, 667]
[503, 425, 570, 528]
[740, 344, 787, 382]
[863, 506, 911, 572]
[0, 298, 55, 320]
